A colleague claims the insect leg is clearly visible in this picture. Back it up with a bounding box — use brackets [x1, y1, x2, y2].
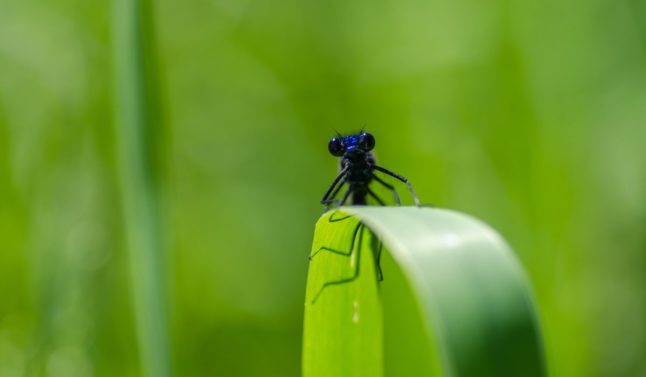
[311, 224, 365, 304]
[373, 237, 383, 282]
[339, 186, 352, 206]
[320, 166, 349, 204]
[328, 212, 355, 222]
[309, 221, 362, 260]
[321, 185, 352, 211]
[367, 187, 386, 206]
[372, 165, 420, 206]
[371, 173, 400, 205]
[321, 176, 347, 205]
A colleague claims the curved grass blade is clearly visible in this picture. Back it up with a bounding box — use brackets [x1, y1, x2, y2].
[303, 213, 383, 377]
[303, 207, 546, 377]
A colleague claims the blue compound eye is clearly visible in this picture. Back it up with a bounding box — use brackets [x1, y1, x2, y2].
[359, 132, 375, 151]
[328, 137, 345, 156]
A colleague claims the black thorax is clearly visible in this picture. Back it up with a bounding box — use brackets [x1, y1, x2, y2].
[341, 152, 375, 205]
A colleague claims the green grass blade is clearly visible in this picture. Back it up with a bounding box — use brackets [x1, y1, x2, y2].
[304, 207, 545, 376]
[303, 214, 383, 377]
[113, 0, 171, 376]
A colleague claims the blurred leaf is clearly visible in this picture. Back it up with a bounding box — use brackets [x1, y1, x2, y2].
[303, 207, 545, 376]
[113, 0, 171, 376]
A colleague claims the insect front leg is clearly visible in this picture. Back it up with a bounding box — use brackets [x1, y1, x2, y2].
[321, 185, 352, 212]
[321, 175, 348, 208]
[320, 165, 349, 204]
[373, 165, 420, 206]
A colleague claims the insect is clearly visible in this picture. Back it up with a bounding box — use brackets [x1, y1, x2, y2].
[320, 131, 421, 208]
[311, 132, 418, 303]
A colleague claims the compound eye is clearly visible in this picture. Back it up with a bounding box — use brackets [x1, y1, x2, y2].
[328, 137, 345, 156]
[359, 132, 375, 151]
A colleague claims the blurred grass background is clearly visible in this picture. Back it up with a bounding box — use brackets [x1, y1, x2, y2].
[1, 0, 645, 376]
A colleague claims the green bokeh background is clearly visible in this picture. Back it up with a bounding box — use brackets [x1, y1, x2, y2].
[1, 0, 645, 376]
